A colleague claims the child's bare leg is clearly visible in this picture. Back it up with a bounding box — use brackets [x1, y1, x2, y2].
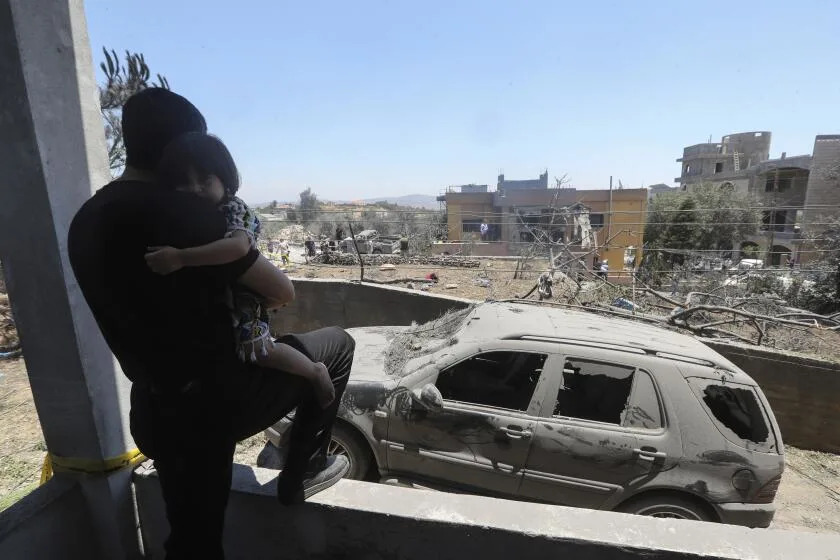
[256, 342, 335, 408]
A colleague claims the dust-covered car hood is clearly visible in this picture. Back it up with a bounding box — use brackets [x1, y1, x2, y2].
[346, 326, 406, 382]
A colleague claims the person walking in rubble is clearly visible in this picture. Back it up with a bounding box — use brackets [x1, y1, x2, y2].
[68, 88, 354, 560]
[278, 238, 290, 266]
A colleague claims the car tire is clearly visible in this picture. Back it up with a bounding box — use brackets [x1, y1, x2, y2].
[328, 423, 373, 480]
[372, 248, 382, 255]
[616, 493, 714, 522]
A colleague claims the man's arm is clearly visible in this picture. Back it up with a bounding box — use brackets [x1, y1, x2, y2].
[237, 255, 295, 309]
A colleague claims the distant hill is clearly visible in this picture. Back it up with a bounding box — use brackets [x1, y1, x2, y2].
[356, 194, 439, 209]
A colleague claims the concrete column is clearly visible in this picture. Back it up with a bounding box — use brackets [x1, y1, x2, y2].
[0, 0, 139, 557]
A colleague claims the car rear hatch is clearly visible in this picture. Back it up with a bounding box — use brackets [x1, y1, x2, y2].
[684, 374, 785, 504]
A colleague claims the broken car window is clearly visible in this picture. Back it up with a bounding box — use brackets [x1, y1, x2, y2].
[554, 359, 634, 424]
[621, 369, 662, 429]
[436, 351, 545, 412]
[687, 378, 775, 452]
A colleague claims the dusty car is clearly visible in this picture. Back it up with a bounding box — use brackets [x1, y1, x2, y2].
[259, 302, 784, 527]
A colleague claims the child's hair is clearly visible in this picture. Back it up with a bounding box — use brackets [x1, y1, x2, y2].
[157, 132, 240, 199]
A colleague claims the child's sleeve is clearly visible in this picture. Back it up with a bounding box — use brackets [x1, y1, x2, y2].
[221, 197, 261, 249]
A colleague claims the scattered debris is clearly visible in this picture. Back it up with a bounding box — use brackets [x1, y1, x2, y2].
[445, 284, 458, 289]
[379, 264, 397, 271]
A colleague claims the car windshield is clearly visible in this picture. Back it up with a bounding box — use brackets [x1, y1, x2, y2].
[384, 305, 475, 377]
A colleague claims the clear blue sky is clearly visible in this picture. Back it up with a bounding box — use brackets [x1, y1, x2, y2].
[85, 0, 840, 203]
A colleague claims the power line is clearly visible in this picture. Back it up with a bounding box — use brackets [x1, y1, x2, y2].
[259, 204, 840, 216]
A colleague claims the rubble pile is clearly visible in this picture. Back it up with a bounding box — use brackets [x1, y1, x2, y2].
[263, 224, 317, 244]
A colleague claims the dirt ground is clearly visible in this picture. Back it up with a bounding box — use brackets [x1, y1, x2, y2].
[1, 356, 839, 532]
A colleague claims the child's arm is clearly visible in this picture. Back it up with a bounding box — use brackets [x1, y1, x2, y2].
[146, 230, 251, 275]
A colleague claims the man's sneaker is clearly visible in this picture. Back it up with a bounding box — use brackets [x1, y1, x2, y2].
[276, 455, 349, 505]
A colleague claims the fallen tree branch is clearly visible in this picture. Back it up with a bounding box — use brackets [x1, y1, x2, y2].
[668, 305, 820, 329]
[364, 277, 436, 285]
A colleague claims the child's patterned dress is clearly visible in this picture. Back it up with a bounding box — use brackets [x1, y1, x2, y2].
[220, 196, 273, 362]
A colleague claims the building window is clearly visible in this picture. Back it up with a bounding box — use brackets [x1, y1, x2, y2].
[761, 210, 787, 232]
[462, 219, 482, 233]
[764, 177, 775, 192]
[685, 165, 691, 174]
[715, 162, 723, 173]
[777, 177, 792, 192]
[589, 214, 605, 228]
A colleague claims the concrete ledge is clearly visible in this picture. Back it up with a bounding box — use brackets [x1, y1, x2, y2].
[134, 464, 840, 560]
[270, 278, 473, 334]
[0, 477, 102, 559]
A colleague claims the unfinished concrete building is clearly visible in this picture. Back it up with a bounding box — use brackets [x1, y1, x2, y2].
[675, 131, 840, 265]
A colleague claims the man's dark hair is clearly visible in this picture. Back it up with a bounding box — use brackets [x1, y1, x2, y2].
[157, 133, 240, 198]
[122, 88, 207, 170]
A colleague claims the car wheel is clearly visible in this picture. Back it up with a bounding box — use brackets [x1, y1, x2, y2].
[372, 248, 382, 254]
[617, 494, 714, 522]
[328, 423, 373, 480]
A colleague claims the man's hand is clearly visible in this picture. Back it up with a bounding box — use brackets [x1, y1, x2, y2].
[145, 246, 185, 275]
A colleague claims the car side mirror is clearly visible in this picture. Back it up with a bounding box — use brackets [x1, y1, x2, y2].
[412, 383, 443, 412]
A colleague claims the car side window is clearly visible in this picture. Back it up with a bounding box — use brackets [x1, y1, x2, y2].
[553, 359, 634, 424]
[621, 369, 662, 429]
[435, 351, 546, 412]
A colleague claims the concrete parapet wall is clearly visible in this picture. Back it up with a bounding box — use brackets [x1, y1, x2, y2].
[270, 279, 473, 334]
[134, 464, 839, 560]
[0, 478, 104, 560]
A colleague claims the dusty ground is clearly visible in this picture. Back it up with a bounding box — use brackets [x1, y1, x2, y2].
[1, 357, 838, 532]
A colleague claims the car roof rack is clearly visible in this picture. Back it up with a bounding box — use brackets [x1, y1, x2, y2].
[510, 334, 720, 369]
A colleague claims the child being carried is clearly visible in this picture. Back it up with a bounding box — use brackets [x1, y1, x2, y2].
[145, 132, 335, 408]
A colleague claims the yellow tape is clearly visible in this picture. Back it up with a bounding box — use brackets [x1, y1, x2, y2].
[40, 448, 147, 485]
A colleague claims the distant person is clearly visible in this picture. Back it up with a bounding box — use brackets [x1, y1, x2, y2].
[599, 259, 609, 280]
[278, 238, 290, 266]
[304, 237, 316, 263]
[480, 222, 488, 240]
[335, 226, 345, 241]
[145, 133, 335, 407]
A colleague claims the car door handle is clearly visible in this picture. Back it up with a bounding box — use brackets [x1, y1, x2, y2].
[499, 426, 532, 439]
[633, 448, 667, 462]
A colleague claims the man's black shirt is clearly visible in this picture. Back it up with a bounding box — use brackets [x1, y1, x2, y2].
[68, 180, 258, 391]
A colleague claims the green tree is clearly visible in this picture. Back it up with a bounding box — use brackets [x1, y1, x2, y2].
[98, 48, 169, 175]
[298, 187, 321, 223]
[645, 183, 759, 260]
[791, 216, 840, 314]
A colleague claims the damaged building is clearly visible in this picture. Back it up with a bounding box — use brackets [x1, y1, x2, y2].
[676, 131, 840, 264]
[436, 172, 647, 277]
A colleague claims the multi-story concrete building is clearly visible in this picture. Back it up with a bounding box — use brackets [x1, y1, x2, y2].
[675, 131, 840, 264]
[438, 171, 647, 276]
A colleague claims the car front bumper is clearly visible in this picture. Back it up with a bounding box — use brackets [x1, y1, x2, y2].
[714, 502, 776, 528]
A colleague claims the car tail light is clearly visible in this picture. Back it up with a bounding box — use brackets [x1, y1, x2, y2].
[753, 474, 782, 503]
